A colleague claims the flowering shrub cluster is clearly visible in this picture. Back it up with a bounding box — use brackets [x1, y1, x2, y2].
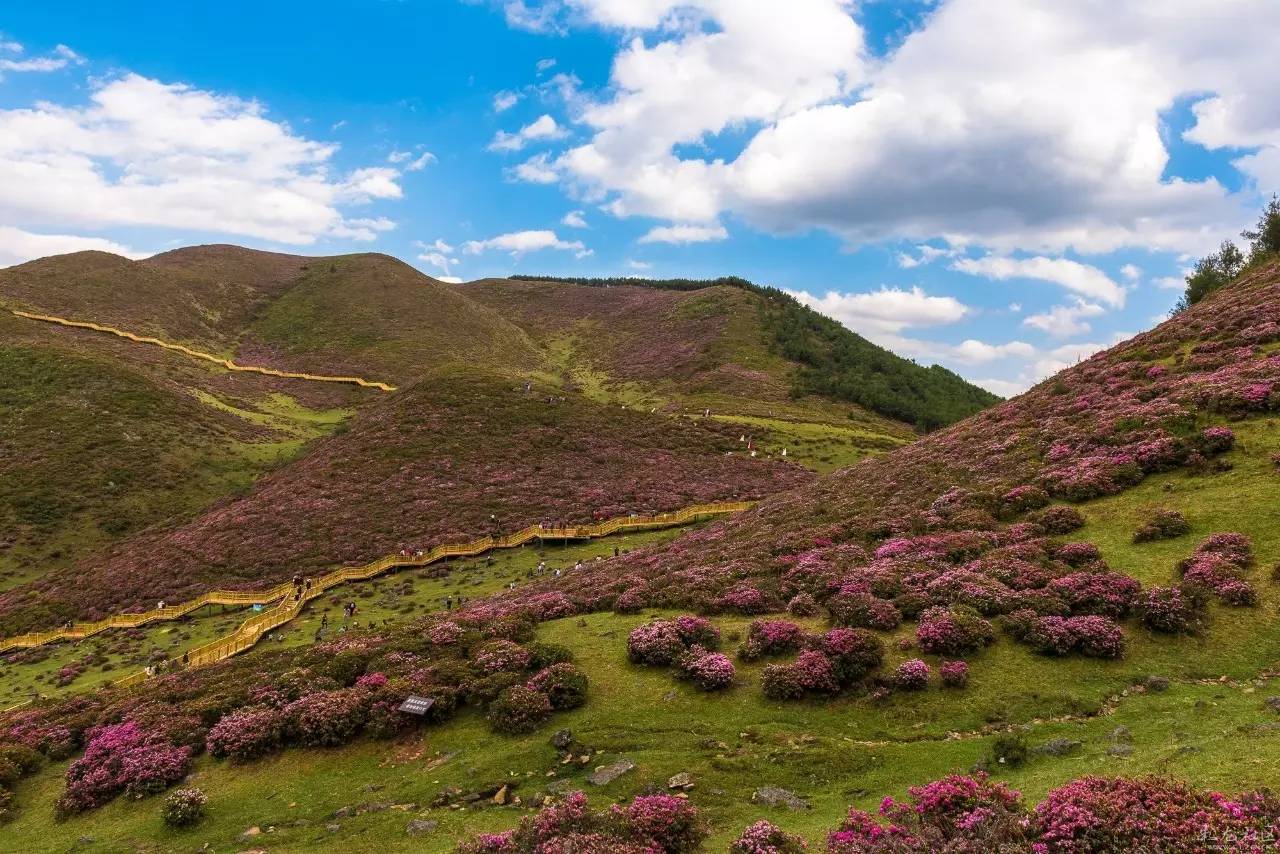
[57, 721, 192, 815]
[825, 591, 902, 631]
[822, 773, 1280, 852]
[627, 616, 732, 691]
[675, 647, 736, 691]
[893, 659, 930, 690]
[1180, 532, 1258, 604]
[729, 820, 809, 853]
[0, 617, 583, 816]
[456, 791, 708, 853]
[761, 629, 884, 701]
[627, 619, 689, 666]
[1006, 612, 1127, 659]
[938, 660, 969, 688]
[739, 620, 807, 660]
[1135, 585, 1206, 634]
[915, 606, 995, 656]
[1047, 572, 1140, 618]
[1133, 508, 1191, 543]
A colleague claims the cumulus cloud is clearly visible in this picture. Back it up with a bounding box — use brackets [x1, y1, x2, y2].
[462, 229, 589, 257]
[561, 210, 588, 228]
[510, 153, 560, 184]
[638, 223, 727, 244]
[489, 114, 568, 152]
[0, 73, 405, 246]
[0, 226, 144, 268]
[493, 90, 521, 113]
[389, 149, 436, 171]
[415, 238, 459, 276]
[787, 285, 969, 340]
[1022, 300, 1107, 338]
[0, 43, 82, 75]
[951, 255, 1126, 308]
[510, 0, 1279, 257]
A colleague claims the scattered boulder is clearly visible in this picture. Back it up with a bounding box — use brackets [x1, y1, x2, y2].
[1145, 676, 1171, 693]
[551, 729, 574, 750]
[1107, 743, 1134, 757]
[1110, 726, 1132, 744]
[1265, 696, 1280, 714]
[667, 772, 694, 791]
[587, 759, 636, 786]
[1035, 738, 1082, 756]
[407, 819, 438, 836]
[751, 787, 810, 811]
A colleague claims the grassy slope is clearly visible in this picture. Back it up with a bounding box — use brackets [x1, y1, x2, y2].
[5, 420, 1280, 851]
[0, 369, 812, 630]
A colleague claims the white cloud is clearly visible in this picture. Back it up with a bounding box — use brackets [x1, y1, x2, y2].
[493, 91, 521, 113]
[561, 210, 588, 228]
[638, 223, 727, 244]
[0, 43, 82, 75]
[0, 225, 144, 268]
[1022, 300, 1106, 338]
[627, 259, 652, 270]
[415, 238, 459, 276]
[1120, 263, 1141, 282]
[1153, 274, 1187, 290]
[389, 149, 436, 171]
[1032, 341, 1106, 381]
[0, 73, 405, 245]
[536, 58, 558, 73]
[951, 339, 1036, 363]
[896, 244, 953, 269]
[519, 1, 1280, 259]
[462, 229, 587, 256]
[489, 114, 568, 152]
[972, 377, 1024, 397]
[510, 153, 560, 184]
[951, 255, 1126, 308]
[788, 285, 969, 339]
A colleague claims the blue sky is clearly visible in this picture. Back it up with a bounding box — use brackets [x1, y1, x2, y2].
[2, 1, 1278, 395]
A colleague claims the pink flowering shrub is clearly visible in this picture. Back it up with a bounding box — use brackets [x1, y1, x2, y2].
[161, 787, 208, 827]
[1031, 505, 1085, 535]
[894, 659, 930, 690]
[826, 591, 902, 631]
[475, 639, 534, 673]
[1135, 586, 1205, 634]
[1048, 572, 1141, 617]
[426, 621, 465, 645]
[730, 820, 808, 853]
[1054, 541, 1102, 566]
[205, 706, 285, 761]
[1195, 532, 1255, 567]
[674, 647, 736, 691]
[1199, 425, 1237, 454]
[1033, 776, 1279, 853]
[284, 688, 368, 747]
[939, 660, 969, 688]
[739, 620, 808, 660]
[457, 791, 708, 853]
[1024, 615, 1126, 659]
[487, 685, 552, 734]
[915, 606, 995, 656]
[716, 585, 775, 615]
[787, 592, 820, 617]
[627, 620, 687, 666]
[673, 615, 720, 649]
[57, 721, 191, 814]
[526, 663, 588, 710]
[998, 484, 1050, 516]
[820, 628, 885, 686]
[761, 649, 842, 700]
[827, 773, 1030, 852]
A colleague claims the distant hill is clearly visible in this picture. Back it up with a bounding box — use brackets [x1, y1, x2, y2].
[507, 274, 1001, 429]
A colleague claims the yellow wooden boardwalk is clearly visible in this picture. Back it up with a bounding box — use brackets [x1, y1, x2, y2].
[0, 501, 753, 699]
[9, 309, 397, 392]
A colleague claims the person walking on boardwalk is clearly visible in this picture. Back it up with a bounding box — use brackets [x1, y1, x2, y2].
[181, 652, 189, 667]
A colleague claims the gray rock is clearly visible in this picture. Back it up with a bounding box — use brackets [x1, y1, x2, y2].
[551, 729, 574, 750]
[667, 772, 694, 790]
[587, 759, 636, 786]
[1107, 743, 1134, 757]
[326, 824, 341, 833]
[331, 806, 353, 819]
[1265, 696, 1280, 713]
[1145, 676, 1171, 693]
[1035, 738, 1082, 756]
[1110, 725, 1132, 744]
[751, 787, 810, 811]
[407, 819, 438, 836]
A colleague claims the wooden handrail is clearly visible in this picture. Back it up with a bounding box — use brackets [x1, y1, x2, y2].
[0, 502, 754, 684]
[9, 309, 397, 392]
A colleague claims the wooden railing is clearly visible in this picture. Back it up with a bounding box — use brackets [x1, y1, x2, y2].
[0, 501, 754, 688]
[9, 309, 397, 392]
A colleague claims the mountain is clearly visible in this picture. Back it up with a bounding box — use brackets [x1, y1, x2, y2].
[493, 275, 1001, 429]
[1, 259, 1279, 851]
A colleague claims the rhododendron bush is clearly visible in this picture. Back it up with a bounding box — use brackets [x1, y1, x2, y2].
[456, 791, 708, 853]
[0, 616, 584, 815]
[824, 773, 1280, 853]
